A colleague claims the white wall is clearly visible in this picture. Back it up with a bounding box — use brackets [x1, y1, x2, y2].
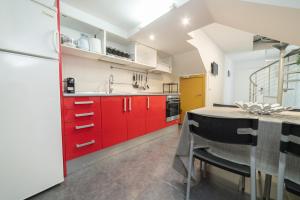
[188, 29, 226, 106]
[172, 49, 206, 76]
[232, 59, 262, 102]
[223, 56, 235, 104]
[62, 55, 175, 93]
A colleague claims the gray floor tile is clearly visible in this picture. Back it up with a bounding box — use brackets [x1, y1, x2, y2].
[29, 126, 254, 200]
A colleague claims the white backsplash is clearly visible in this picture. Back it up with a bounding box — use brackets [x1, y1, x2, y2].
[62, 55, 177, 93]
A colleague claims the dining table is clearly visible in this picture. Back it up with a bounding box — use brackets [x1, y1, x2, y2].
[173, 106, 300, 186]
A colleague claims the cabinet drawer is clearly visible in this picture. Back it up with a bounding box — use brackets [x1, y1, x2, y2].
[64, 97, 100, 110]
[65, 122, 101, 160]
[63, 108, 98, 123]
[65, 134, 100, 160]
[64, 120, 99, 136]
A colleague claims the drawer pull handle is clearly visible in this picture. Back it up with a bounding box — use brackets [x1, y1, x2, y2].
[75, 112, 94, 117]
[74, 101, 94, 105]
[128, 97, 132, 111]
[123, 97, 127, 112]
[147, 97, 150, 110]
[76, 140, 95, 148]
[75, 123, 94, 130]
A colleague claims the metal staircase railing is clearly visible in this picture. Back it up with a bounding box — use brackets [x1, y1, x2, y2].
[249, 48, 300, 107]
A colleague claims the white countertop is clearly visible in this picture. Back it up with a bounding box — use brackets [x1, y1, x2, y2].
[64, 92, 179, 97]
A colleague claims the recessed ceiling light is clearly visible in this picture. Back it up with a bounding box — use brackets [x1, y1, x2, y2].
[182, 17, 190, 26]
[149, 34, 155, 40]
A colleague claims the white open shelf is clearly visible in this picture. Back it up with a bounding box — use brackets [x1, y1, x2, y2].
[61, 45, 155, 70]
[60, 15, 172, 73]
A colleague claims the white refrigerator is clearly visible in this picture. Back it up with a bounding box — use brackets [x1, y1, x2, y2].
[0, 0, 64, 199]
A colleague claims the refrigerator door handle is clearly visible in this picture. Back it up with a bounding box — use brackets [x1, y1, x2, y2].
[53, 30, 59, 53]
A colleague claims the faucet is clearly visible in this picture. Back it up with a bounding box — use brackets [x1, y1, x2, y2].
[108, 74, 114, 94]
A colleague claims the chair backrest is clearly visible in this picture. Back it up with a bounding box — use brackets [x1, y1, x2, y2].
[280, 122, 300, 157]
[188, 112, 258, 146]
[213, 103, 238, 108]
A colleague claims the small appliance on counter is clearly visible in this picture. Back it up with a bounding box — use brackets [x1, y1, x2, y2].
[163, 83, 179, 94]
[64, 77, 75, 93]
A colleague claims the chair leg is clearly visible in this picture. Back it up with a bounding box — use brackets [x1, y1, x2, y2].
[258, 171, 263, 199]
[186, 139, 194, 200]
[263, 175, 272, 200]
[240, 176, 246, 192]
[277, 153, 286, 200]
[250, 147, 257, 200]
[201, 161, 207, 178]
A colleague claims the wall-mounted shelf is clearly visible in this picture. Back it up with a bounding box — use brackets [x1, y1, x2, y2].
[60, 15, 172, 73]
[61, 45, 155, 70]
[150, 51, 172, 73]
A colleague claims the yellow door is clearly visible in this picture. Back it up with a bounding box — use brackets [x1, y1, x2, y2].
[180, 74, 205, 123]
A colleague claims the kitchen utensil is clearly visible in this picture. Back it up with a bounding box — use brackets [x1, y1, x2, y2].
[63, 77, 75, 93]
[141, 75, 143, 87]
[141, 74, 146, 90]
[135, 73, 138, 87]
[145, 74, 150, 89]
[132, 73, 138, 88]
[140, 74, 142, 89]
[132, 74, 135, 86]
[77, 34, 89, 51]
[89, 35, 101, 53]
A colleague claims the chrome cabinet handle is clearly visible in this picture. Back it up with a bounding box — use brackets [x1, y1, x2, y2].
[128, 97, 132, 111]
[124, 97, 127, 112]
[76, 140, 95, 148]
[75, 123, 94, 130]
[74, 101, 94, 105]
[147, 97, 150, 110]
[75, 112, 94, 117]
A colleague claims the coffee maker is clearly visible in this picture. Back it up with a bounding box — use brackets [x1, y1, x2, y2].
[64, 77, 75, 93]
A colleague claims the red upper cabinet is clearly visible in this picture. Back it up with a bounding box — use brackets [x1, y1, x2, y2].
[146, 96, 166, 133]
[101, 96, 128, 148]
[126, 96, 147, 140]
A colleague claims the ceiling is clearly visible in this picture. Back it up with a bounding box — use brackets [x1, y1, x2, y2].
[201, 23, 254, 53]
[205, 0, 300, 48]
[62, 0, 189, 32]
[241, 0, 300, 9]
[61, 0, 300, 56]
[130, 0, 213, 55]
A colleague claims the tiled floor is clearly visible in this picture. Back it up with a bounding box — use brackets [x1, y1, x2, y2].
[29, 125, 251, 200]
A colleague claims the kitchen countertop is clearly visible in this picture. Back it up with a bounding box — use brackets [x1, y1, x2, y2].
[64, 92, 180, 97]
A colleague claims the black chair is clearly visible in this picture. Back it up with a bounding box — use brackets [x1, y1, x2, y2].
[277, 122, 300, 200]
[213, 103, 238, 108]
[186, 113, 258, 200]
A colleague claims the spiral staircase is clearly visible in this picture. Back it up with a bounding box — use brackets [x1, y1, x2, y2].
[249, 47, 300, 108]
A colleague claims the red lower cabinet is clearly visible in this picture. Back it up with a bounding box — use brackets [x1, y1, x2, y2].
[127, 96, 147, 139]
[63, 95, 169, 162]
[146, 96, 166, 133]
[101, 97, 128, 148]
[63, 97, 102, 161]
[65, 120, 100, 160]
